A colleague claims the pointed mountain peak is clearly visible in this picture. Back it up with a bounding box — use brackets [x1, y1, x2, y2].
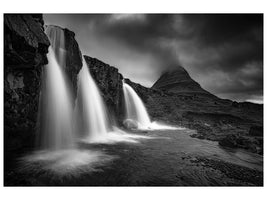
[152, 66, 211, 95]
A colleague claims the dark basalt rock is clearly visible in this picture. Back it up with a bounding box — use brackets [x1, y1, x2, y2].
[194, 157, 263, 186]
[4, 14, 49, 67]
[4, 14, 50, 151]
[249, 126, 263, 137]
[63, 28, 83, 98]
[83, 55, 124, 122]
[219, 134, 262, 154]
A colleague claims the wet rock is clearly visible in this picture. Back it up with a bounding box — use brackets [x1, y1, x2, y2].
[249, 126, 263, 137]
[63, 28, 83, 98]
[4, 14, 50, 151]
[219, 134, 239, 148]
[123, 119, 138, 129]
[219, 134, 262, 154]
[195, 157, 263, 186]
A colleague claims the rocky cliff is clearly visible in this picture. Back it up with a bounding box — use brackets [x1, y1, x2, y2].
[84, 55, 124, 122]
[62, 27, 83, 99]
[4, 18, 83, 152]
[4, 14, 50, 151]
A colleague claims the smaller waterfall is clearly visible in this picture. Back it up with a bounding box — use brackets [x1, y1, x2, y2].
[123, 81, 179, 130]
[38, 26, 74, 150]
[74, 58, 109, 141]
[123, 81, 151, 129]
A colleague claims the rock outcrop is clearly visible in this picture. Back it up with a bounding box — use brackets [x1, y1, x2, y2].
[219, 133, 263, 154]
[4, 18, 83, 152]
[4, 14, 50, 151]
[62, 28, 83, 98]
[84, 55, 124, 121]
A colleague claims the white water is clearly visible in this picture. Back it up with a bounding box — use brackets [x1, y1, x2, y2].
[123, 81, 179, 130]
[38, 26, 74, 150]
[74, 58, 109, 142]
[123, 82, 151, 129]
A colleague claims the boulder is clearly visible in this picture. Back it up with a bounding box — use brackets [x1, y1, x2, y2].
[123, 119, 138, 129]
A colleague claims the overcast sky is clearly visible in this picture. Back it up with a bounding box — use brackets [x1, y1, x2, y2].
[44, 14, 263, 103]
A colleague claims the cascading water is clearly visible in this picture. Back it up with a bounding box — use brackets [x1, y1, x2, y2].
[123, 81, 151, 129]
[74, 58, 109, 141]
[74, 60, 152, 143]
[38, 26, 74, 150]
[123, 81, 179, 130]
[19, 26, 152, 177]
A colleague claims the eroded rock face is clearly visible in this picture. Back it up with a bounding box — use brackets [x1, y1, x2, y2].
[4, 14, 50, 150]
[63, 28, 83, 98]
[84, 55, 124, 121]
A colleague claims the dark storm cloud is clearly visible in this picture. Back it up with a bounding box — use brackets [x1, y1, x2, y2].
[44, 14, 263, 103]
[177, 14, 263, 102]
[87, 14, 183, 69]
[183, 14, 263, 71]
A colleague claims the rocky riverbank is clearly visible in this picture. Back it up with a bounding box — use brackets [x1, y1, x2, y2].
[191, 156, 263, 186]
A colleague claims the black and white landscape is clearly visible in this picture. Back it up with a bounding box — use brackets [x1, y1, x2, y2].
[4, 14, 263, 186]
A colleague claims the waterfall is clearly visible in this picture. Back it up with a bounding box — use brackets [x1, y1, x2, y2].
[122, 81, 178, 130]
[123, 81, 151, 129]
[38, 26, 75, 150]
[74, 58, 109, 141]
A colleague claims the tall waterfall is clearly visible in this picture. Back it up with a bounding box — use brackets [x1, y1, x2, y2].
[123, 81, 151, 129]
[74, 58, 109, 141]
[38, 26, 74, 150]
